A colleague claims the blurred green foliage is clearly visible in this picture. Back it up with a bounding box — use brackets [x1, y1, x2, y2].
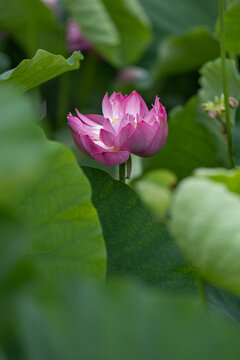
[2, 0, 240, 358]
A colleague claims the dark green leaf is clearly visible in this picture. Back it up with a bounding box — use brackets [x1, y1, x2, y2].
[83, 166, 195, 293]
[232, 106, 240, 165]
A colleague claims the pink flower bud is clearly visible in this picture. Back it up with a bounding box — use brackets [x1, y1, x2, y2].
[229, 97, 239, 109]
[67, 91, 168, 166]
[67, 19, 93, 52]
[208, 109, 218, 119]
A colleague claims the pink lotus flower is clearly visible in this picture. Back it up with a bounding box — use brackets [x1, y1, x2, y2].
[67, 91, 168, 166]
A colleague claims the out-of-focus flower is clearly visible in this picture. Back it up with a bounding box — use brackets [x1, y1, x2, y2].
[202, 94, 239, 120]
[67, 19, 93, 52]
[116, 66, 149, 84]
[67, 91, 168, 166]
[41, 0, 61, 14]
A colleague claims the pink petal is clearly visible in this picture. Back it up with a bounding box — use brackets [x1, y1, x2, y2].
[143, 108, 155, 124]
[93, 150, 130, 166]
[143, 117, 168, 157]
[109, 92, 125, 119]
[99, 128, 115, 147]
[117, 114, 135, 133]
[87, 114, 105, 125]
[67, 113, 83, 133]
[122, 90, 148, 118]
[103, 118, 116, 134]
[80, 135, 108, 156]
[114, 123, 135, 150]
[144, 96, 167, 125]
[127, 121, 158, 155]
[153, 96, 167, 121]
[75, 109, 102, 127]
[71, 131, 90, 156]
[102, 93, 113, 119]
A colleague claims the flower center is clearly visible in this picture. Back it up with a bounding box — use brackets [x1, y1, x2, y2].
[111, 118, 119, 124]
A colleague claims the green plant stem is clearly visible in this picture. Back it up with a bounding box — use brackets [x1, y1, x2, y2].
[219, 0, 234, 168]
[57, 73, 70, 130]
[197, 277, 208, 311]
[119, 163, 126, 183]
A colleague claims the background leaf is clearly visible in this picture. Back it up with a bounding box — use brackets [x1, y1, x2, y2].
[157, 27, 219, 77]
[138, 0, 218, 66]
[216, 0, 240, 55]
[0, 0, 65, 56]
[199, 58, 240, 104]
[142, 97, 229, 179]
[63, 0, 152, 67]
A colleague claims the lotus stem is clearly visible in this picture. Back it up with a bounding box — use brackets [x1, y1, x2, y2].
[219, 0, 234, 168]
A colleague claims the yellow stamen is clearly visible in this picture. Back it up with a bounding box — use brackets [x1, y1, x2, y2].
[111, 118, 119, 124]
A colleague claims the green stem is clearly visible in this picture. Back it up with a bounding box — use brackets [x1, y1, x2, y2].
[197, 277, 208, 311]
[119, 163, 126, 183]
[219, 0, 235, 168]
[57, 73, 70, 130]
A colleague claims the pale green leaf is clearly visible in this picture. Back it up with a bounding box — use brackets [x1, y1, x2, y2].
[0, 85, 106, 282]
[199, 58, 240, 104]
[170, 176, 240, 296]
[0, 49, 83, 93]
[17, 279, 240, 360]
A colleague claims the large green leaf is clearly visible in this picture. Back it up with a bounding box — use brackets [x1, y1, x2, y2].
[142, 97, 229, 179]
[138, 0, 218, 65]
[0, 0, 65, 56]
[0, 85, 106, 281]
[99, 0, 152, 67]
[63, 0, 152, 67]
[199, 58, 240, 104]
[62, 0, 120, 47]
[14, 142, 106, 281]
[216, 0, 240, 55]
[0, 50, 83, 93]
[0, 84, 47, 194]
[194, 167, 240, 195]
[169, 175, 240, 296]
[83, 167, 195, 293]
[157, 27, 219, 77]
[139, 0, 218, 39]
[12, 279, 240, 360]
[199, 58, 240, 162]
